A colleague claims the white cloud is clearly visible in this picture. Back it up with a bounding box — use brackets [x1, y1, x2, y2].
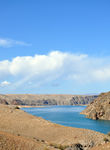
[0, 60, 11, 78]
[0, 38, 31, 47]
[0, 51, 110, 90]
[92, 67, 110, 81]
[0, 81, 11, 87]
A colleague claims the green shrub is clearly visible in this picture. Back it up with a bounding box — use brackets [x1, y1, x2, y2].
[58, 144, 68, 150]
[15, 106, 20, 109]
[41, 139, 45, 143]
[103, 137, 109, 143]
[49, 143, 68, 150]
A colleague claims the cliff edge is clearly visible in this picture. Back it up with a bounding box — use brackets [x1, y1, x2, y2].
[81, 91, 110, 120]
[0, 94, 97, 106]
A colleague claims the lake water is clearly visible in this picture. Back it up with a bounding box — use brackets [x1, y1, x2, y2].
[21, 106, 110, 134]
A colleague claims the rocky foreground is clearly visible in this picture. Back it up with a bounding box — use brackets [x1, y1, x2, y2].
[81, 91, 110, 120]
[0, 94, 97, 106]
[0, 104, 110, 150]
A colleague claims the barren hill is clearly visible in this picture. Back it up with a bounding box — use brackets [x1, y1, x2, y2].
[91, 142, 110, 150]
[0, 104, 109, 150]
[0, 94, 97, 106]
[81, 91, 110, 120]
[0, 131, 48, 150]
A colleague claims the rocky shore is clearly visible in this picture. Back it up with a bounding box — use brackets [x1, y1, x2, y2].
[81, 91, 110, 120]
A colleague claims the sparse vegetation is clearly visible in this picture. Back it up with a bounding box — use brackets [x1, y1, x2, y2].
[107, 132, 110, 136]
[17, 133, 20, 136]
[41, 139, 45, 143]
[65, 143, 83, 150]
[0, 104, 107, 150]
[104, 137, 109, 143]
[58, 144, 69, 150]
[49, 143, 69, 150]
[74, 143, 83, 150]
[14, 106, 20, 109]
[44, 148, 49, 150]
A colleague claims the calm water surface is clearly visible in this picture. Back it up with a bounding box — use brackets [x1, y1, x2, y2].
[21, 106, 110, 134]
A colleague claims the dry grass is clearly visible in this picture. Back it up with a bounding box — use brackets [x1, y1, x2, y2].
[0, 104, 109, 150]
[91, 143, 110, 150]
[0, 131, 46, 150]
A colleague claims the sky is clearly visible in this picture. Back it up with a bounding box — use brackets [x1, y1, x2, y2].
[0, 0, 110, 94]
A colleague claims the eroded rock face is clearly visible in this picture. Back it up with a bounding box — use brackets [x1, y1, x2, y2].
[0, 99, 8, 105]
[10, 99, 25, 105]
[0, 94, 97, 106]
[65, 143, 83, 150]
[81, 91, 110, 120]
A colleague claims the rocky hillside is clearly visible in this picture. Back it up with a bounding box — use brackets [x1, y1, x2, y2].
[0, 131, 48, 150]
[0, 104, 109, 150]
[0, 94, 97, 106]
[81, 91, 110, 120]
[91, 142, 110, 150]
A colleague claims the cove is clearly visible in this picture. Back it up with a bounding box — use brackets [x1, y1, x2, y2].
[21, 106, 110, 134]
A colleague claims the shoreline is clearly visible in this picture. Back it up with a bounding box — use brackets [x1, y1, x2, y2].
[18, 104, 88, 108]
[18, 105, 46, 108]
[0, 104, 110, 150]
[19, 104, 110, 134]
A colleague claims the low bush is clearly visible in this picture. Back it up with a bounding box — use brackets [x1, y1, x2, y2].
[107, 132, 110, 136]
[103, 137, 109, 143]
[49, 143, 69, 150]
[14, 106, 20, 109]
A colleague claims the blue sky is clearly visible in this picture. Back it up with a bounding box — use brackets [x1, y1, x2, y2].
[0, 0, 110, 94]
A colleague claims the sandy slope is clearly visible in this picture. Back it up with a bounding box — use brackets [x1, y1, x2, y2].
[0, 104, 109, 150]
[0, 131, 48, 150]
[91, 143, 110, 150]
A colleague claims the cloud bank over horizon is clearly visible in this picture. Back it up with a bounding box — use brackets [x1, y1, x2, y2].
[0, 51, 110, 94]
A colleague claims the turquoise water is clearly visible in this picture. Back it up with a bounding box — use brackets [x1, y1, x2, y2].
[21, 106, 110, 134]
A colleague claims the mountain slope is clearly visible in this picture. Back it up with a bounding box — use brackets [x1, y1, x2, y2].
[0, 104, 109, 150]
[81, 91, 110, 120]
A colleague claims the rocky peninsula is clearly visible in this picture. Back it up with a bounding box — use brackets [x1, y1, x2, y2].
[81, 91, 110, 120]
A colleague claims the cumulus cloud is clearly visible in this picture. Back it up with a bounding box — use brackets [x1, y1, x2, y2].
[0, 38, 31, 47]
[0, 51, 110, 90]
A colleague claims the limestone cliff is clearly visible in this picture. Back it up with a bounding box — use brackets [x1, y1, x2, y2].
[81, 91, 110, 120]
[0, 94, 97, 106]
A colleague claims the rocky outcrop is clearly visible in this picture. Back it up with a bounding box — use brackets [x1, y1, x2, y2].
[81, 91, 110, 120]
[0, 94, 97, 106]
[10, 99, 25, 105]
[0, 99, 8, 105]
[91, 142, 110, 150]
[65, 143, 84, 150]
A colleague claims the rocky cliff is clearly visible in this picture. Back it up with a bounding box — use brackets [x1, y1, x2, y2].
[0, 94, 97, 106]
[81, 91, 110, 120]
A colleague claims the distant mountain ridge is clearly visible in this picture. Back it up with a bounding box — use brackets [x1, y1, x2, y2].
[81, 91, 110, 120]
[0, 94, 98, 106]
